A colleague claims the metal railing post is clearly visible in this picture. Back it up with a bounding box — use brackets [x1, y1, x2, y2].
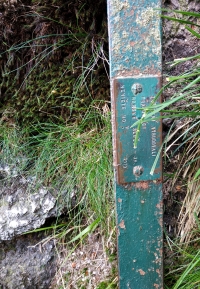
[107, 1, 163, 288]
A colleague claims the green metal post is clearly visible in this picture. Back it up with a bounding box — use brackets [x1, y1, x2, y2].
[107, 1, 163, 288]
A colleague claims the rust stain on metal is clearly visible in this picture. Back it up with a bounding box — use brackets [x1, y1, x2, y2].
[120, 180, 163, 192]
[156, 201, 163, 210]
[120, 181, 149, 190]
[158, 217, 163, 228]
[130, 41, 136, 47]
[156, 269, 160, 274]
[153, 179, 162, 185]
[138, 269, 146, 276]
[119, 220, 125, 229]
[114, 69, 162, 78]
[134, 181, 149, 190]
[116, 141, 124, 183]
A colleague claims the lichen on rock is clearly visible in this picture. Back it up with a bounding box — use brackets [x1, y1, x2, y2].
[0, 174, 57, 241]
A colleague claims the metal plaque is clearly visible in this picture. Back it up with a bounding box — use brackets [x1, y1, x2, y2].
[113, 76, 162, 184]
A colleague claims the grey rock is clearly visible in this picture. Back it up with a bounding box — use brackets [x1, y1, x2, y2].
[0, 158, 61, 242]
[0, 234, 57, 289]
[0, 157, 78, 241]
[0, 175, 58, 241]
[0, 159, 74, 241]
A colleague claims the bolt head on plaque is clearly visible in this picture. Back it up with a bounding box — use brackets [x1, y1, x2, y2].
[131, 83, 143, 95]
[133, 165, 144, 177]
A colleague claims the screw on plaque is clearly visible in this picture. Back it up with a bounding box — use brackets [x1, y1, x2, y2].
[133, 165, 144, 177]
[131, 83, 143, 95]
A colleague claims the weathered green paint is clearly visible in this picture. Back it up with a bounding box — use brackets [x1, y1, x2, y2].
[116, 182, 163, 289]
[107, 0, 162, 78]
[107, 0, 163, 288]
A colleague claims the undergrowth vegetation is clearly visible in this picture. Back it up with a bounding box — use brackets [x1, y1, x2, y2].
[0, 0, 113, 224]
[0, 0, 109, 124]
[0, 1, 200, 288]
[0, 1, 115, 287]
[0, 107, 114, 226]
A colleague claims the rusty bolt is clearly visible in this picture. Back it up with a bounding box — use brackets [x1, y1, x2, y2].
[131, 83, 143, 95]
[133, 165, 144, 177]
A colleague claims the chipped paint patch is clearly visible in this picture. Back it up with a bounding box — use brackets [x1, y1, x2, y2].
[158, 217, 163, 228]
[154, 284, 159, 289]
[118, 198, 122, 203]
[136, 7, 159, 26]
[138, 269, 146, 276]
[118, 220, 125, 229]
[156, 201, 163, 210]
[108, 1, 162, 77]
[134, 181, 149, 190]
[111, 0, 130, 15]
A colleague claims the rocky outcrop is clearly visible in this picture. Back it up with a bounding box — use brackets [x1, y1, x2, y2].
[0, 163, 68, 288]
[0, 235, 56, 289]
[0, 163, 66, 241]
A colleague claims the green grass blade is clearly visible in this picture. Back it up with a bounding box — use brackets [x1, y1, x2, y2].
[194, 212, 200, 230]
[150, 143, 164, 175]
[131, 91, 191, 128]
[68, 217, 101, 244]
[173, 10, 200, 18]
[161, 9, 200, 18]
[182, 75, 200, 91]
[161, 15, 200, 27]
[173, 251, 200, 289]
[168, 55, 200, 67]
[194, 169, 200, 180]
[167, 71, 200, 82]
[185, 26, 200, 39]
[22, 222, 69, 234]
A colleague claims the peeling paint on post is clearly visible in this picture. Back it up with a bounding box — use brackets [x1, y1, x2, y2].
[107, 0, 163, 288]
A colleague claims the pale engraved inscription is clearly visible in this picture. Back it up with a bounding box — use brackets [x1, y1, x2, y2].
[133, 153, 138, 165]
[120, 84, 127, 110]
[119, 84, 129, 130]
[122, 115, 126, 123]
[115, 77, 161, 183]
[122, 156, 128, 169]
[131, 96, 136, 120]
[151, 127, 157, 157]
